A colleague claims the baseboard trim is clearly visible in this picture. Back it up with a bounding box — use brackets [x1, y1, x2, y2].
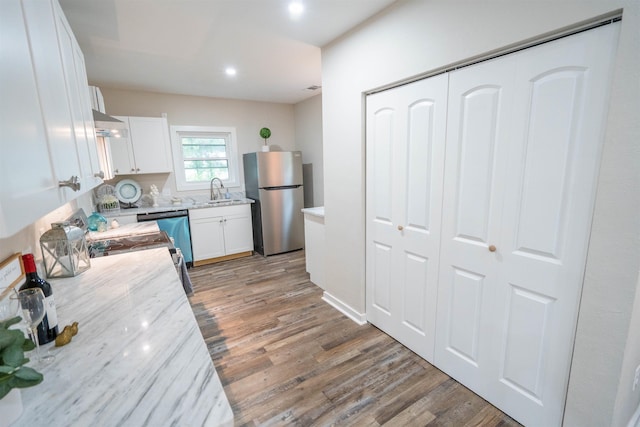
[628, 401, 640, 427]
[193, 251, 253, 267]
[322, 291, 367, 325]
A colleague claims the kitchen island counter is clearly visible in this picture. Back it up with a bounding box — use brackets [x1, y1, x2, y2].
[18, 248, 233, 426]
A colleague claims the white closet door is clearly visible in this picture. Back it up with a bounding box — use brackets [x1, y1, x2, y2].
[436, 23, 620, 426]
[434, 53, 517, 397]
[366, 74, 448, 362]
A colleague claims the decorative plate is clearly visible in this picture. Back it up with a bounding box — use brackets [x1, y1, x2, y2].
[114, 179, 142, 204]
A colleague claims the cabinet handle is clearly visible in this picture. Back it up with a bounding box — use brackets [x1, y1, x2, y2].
[136, 168, 140, 172]
[114, 169, 119, 174]
[59, 176, 80, 192]
[130, 168, 135, 172]
[488, 245, 497, 252]
[397, 225, 404, 231]
[94, 171, 105, 179]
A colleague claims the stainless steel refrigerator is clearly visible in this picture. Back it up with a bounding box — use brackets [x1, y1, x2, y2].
[243, 151, 304, 256]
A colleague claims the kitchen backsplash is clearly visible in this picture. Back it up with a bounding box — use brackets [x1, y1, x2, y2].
[0, 193, 94, 273]
[102, 173, 246, 208]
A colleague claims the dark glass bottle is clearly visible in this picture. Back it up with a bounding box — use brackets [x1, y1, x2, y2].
[19, 254, 59, 344]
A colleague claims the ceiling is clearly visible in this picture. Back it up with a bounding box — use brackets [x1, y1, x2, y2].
[59, 0, 397, 104]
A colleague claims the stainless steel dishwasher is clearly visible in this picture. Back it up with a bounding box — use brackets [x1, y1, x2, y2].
[137, 210, 193, 267]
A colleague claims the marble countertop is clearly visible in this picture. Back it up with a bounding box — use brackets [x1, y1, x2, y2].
[107, 197, 254, 217]
[301, 206, 325, 219]
[17, 248, 233, 427]
[86, 221, 160, 240]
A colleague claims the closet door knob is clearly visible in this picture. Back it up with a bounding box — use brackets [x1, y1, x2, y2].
[488, 245, 497, 252]
[397, 225, 404, 231]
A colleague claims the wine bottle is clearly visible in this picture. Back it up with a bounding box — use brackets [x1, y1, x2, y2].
[19, 254, 59, 344]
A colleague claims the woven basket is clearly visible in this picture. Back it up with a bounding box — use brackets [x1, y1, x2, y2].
[98, 199, 120, 214]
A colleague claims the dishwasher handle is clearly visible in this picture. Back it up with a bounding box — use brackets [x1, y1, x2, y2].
[137, 210, 189, 221]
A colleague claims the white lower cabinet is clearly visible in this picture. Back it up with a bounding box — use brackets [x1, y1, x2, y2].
[302, 208, 325, 289]
[366, 23, 619, 427]
[189, 205, 253, 266]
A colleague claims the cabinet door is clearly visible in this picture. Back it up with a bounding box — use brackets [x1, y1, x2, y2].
[110, 117, 135, 175]
[223, 214, 253, 255]
[0, 0, 60, 237]
[304, 215, 325, 289]
[53, 0, 100, 194]
[365, 74, 448, 362]
[71, 45, 102, 189]
[22, 0, 80, 202]
[190, 216, 225, 261]
[128, 117, 172, 173]
[89, 85, 105, 113]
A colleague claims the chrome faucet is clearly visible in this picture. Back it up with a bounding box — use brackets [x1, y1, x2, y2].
[210, 177, 224, 200]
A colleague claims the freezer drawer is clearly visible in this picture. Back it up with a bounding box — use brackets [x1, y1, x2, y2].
[257, 186, 304, 255]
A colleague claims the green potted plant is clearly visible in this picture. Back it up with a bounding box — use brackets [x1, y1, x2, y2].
[260, 127, 271, 151]
[0, 316, 43, 424]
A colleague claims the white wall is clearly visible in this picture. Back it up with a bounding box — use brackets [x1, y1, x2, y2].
[294, 94, 323, 207]
[613, 270, 640, 427]
[100, 88, 297, 198]
[321, 1, 640, 425]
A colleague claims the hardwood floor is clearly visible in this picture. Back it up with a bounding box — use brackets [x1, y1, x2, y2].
[188, 250, 521, 427]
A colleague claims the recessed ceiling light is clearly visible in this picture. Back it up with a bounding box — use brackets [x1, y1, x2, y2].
[288, 1, 304, 18]
[225, 67, 237, 76]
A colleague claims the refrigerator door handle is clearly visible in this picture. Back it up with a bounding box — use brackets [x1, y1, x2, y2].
[262, 185, 303, 190]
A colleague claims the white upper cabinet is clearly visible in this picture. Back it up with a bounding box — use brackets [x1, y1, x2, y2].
[111, 116, 172, 175]
[0, 0, 61, 237]
[0, 0, 101, 238]
[89, 86, 106, 113]
[23, 0, 78, 194]
[53, 0, 103, 191]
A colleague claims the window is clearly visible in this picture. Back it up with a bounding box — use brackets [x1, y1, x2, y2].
[171, 126, 239, 191]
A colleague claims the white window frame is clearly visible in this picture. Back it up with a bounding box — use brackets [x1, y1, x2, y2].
[170, 125, 240, 191]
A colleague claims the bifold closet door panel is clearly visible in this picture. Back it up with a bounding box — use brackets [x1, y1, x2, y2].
[435, 22, 620, 427]
[434, 54, 517, 398]
[365, 74, 448, 362]
[491, 23, 621, 426]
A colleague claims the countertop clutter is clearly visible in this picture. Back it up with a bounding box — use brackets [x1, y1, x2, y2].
[18, 248, 233, 426]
